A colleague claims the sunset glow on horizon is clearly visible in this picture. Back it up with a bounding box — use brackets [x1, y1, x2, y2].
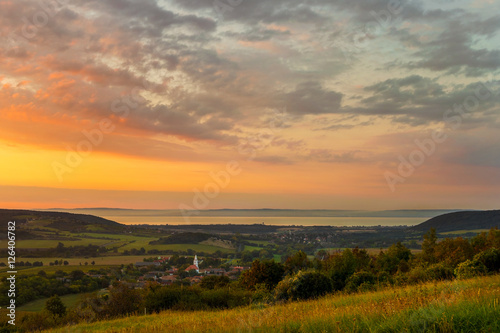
[1, 0, 500, 211]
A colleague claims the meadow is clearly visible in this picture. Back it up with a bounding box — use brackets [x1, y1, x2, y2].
[18, 293, 83, 312]
[47, 274, 500, 332]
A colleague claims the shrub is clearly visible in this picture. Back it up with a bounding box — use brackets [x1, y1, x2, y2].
[274, 271, 333, 301]
[474, 248, 500, 273]
[425, 263, 455, 281]
[376, 271, 393, 286]
[240, 259, 285, 291]
[144, 287, 182, 313]
[19, 311, 58, 332]
[407, 266, 429, 284]
[45, 295, 67, 317]
[200, 275, 230, 289]
[454, 259, 487, 279]
[345, 271, 376, 293]
[274, 276, 294, 302]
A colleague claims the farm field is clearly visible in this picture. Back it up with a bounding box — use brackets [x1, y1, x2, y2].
[0, 265, 113, 277]
[18, 293, 84, 312]
[48, 274, 500, 332]
[10, 255, 152, 266]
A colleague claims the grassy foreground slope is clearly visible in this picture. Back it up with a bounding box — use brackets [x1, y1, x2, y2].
[49, 275, 500, 333]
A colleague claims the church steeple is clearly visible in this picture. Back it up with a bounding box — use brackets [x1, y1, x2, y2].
[193, 255, 199, 270]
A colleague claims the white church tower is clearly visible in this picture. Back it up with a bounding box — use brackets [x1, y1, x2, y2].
[193, 255, 199, 271]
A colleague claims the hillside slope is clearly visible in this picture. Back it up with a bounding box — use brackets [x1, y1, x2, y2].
[411, 210, 500, 233]
[47, 275, 500, 333]
[0, 209, 123, 233]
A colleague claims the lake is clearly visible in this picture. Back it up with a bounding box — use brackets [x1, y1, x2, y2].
[96, 215, 424, 226]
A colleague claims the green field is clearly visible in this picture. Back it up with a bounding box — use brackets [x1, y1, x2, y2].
[18, 293, 84, 312]
[0, 239, 112, 249]
[145, 243, 234, 253]
[243, 245, 265, 252]
[0, 229, 234, 255]
[12, 255, 152, 266]
[0, 265, 112, 277]
[48, 274, 500, 332]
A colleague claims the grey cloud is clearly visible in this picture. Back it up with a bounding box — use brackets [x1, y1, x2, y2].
[349, 75, 500, 126]
[285, 82, 343, 115]
[253, 155, 294, 165]
[316, 120, 374, 131]
[404, 15, 500, 75]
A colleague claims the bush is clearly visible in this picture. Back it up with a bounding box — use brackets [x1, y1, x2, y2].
[45, 295, 67, 317]
[200, 275, 230, 289]
[474, 248, 500, 273]
[274, 276, 294, 302]
[274, 271, 333, 301]
[201, 289, 251, 309]
[376, 271, 393, 286]
[144, 287, 182, 313]
[454, 259, 487, 279]
[425, 263, 454, 281]
[345, 271, 376, 293]
[19, 311, 58, 332]
[239, 259, 285, 291]
[407, 266, 429, 284]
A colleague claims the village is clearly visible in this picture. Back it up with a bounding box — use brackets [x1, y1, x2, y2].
[133, 255, 249, 287]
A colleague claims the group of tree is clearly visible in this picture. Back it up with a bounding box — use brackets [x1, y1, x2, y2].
[0, 269, 108, 307]
[18, 242, 108, 258]
[239, 227, 500, 300]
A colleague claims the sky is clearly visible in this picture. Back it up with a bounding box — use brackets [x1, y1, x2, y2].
[0, 0, 499, 211]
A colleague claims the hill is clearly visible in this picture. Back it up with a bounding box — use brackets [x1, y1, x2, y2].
[411, 210, 500, 233]
[0, 209, 124, 234]
[47, 275, 500, 333]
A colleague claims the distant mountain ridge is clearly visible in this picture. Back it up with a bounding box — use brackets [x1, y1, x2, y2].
[411, 210, 500, 233]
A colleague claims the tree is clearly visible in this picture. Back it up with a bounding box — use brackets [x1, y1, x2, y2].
[422, 228, 437, 263]
[454, 259, 487, 279]
[70, 270, 85, 281]
[56, 242, 65, 253]
[106, 283, 142, 317]
[345, 271, 376, 293]
[323, 249, 357, 291]
[200, 275, 230, 290]
[284, 251, 311, 275]
[434, 237, 473, 267]
[240, 259, 284, 291]
[275, 271, 333, 301]
[378, 242, 412, 274]
[45, 295, 66, 317]
[474, 248, 500, 273]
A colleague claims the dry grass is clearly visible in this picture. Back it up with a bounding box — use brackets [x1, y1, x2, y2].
[47, 274, 500, 332]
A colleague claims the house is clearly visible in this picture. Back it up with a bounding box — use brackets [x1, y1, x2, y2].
[160, 275, 177, 285]
[205, 268, 226, 276]
[187, 276, 203, 285]
[185, 264, 199, 273]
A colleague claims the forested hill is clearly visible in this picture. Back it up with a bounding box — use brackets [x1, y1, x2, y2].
[411, 210, 500, 233]
[0, 209, 123, 232]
